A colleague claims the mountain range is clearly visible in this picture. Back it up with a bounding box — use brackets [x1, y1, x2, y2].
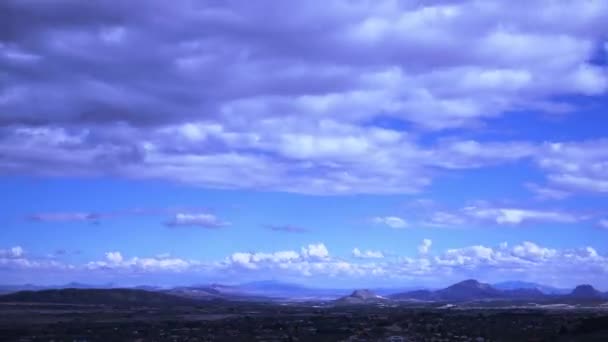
[388, 279, 608, 302]
[492, 281, 570, 295]
[1, 279, 606, 305]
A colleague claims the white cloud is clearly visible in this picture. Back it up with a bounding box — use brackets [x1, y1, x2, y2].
[87, 252, 196, 272]
[418, 239, 432, 255]
[599, 219, 608, 229]
[229, 250, 302, 270]
[165, 213, 229, 228]
[511, 241, 557, 261]
[0, 246, 73, 270]
[301, 243, 330, 260]
[4, 239, 608, 288]
[437, 245, 496, 266]
[105, 251, 123, 264]
[0, 246, 24, 258]
[423, 205, 583, 227]
[372, 216, 408, 229]
[352, 248, 384, 259]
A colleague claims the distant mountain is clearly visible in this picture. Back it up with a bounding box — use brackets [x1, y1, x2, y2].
[239, 280, 306, 291]
[0, 284, 48, 294]
[0, 288, 195, 306]
[0, 282, 115, 294]
[369, 286, 429, 296]
[389, 289, 435, 301]
[335, 289, 389, 305]
[3, 280, 604, 305]
[208, 283, 241, 294]
[390, 279, 548, 302]
[435, 279, 503, 301]
[62, 282, 114, 289]
[493, 281, 570, 295]
[132, 285, 164, 291]
[569, 285, 604, 300]
[229, 280, 350, 299]
[503, 288, 546, 299]
[165, 286, 224, 300]
[165, 285, 297, 302]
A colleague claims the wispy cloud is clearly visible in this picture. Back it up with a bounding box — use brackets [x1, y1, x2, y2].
[26, 207, 215, 227]
[371, 216, 408, 229]
[28, 212, 100, 223]
[420, 204, 588, 228]
[263, 224, 309, 233]
[165, 213, 229, 229]
[525, 183, 571, 201]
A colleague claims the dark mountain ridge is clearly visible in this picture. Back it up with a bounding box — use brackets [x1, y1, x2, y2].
[569, 284, 604, 300]
[1, 280, 606, 304]
[390, 279, 608, 303]
[0, 288, 196, 306]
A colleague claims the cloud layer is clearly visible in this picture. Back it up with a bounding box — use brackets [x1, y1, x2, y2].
[3, 240, 607, 288]
[0, 0, 606, 194]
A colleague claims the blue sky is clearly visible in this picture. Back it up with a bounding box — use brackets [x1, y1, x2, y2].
[1, 0, 607, 289]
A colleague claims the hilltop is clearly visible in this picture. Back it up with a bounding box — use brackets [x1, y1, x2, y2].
[335, 289, 389, 305]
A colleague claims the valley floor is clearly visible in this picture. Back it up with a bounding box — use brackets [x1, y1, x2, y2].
[1, 302, 608, 341]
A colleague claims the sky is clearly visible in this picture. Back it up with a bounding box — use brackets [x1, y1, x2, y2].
[1, 0, 607, 289]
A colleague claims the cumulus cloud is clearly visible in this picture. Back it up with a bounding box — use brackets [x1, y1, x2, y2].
[0, 1, 606, 195]
[418, 239, 432, 255]
[0, 246, 73, 270]
[225, 243, 331, 270]
[511, 241, 557, 261]
[352, 248, 384, 259]
[372, 216, 408, 229]
[124, 240, 608, 286]
[300, 243, 330, 260]
[165, 213, 229, 228]
[105, 251, 123, 264]
[3, 240, 608, 287]
[87, 251, 196, 272]
[228, 250, 301, 270]
[0, 246, 24, 258]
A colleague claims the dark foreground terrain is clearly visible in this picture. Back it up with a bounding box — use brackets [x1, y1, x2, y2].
[2, 300, 608, 342]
